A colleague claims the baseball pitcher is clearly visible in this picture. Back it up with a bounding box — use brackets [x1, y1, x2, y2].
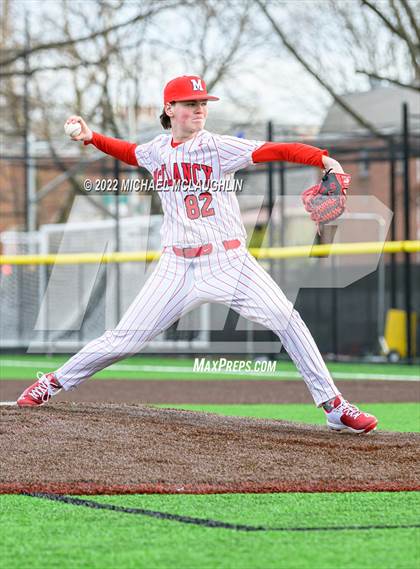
[17, 75, 377, 434]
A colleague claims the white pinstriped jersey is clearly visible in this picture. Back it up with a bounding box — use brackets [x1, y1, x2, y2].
[134, 129, 264, 247]
[55, 131, 339, 408]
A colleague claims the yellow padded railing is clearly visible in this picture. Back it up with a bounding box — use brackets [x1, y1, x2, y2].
[0, 240, 419, 265]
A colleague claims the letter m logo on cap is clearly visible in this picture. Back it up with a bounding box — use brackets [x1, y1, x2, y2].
[191, 79, 204, 91]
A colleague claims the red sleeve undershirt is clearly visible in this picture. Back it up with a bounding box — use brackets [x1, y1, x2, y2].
[252, 142, 328, 168]
[85, 133, 328, 169]
[84, 132, 138, 166]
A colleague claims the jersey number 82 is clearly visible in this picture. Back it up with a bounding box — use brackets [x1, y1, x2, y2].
[184, 192, 215, 220]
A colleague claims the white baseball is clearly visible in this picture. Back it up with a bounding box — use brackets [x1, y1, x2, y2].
[64, 121, 82, 138]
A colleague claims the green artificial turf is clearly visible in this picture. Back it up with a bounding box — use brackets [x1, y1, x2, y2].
[0, 354, 419, 381]
[0, 492, 418, 569]
[156, 403, 420, 433]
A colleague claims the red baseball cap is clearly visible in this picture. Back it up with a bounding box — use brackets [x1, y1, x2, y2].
[163, 75, 219, 104]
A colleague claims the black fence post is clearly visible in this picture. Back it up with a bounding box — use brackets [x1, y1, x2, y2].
[279, 161, 285, 290]
[17, 266, 24, 344]
[266, 121, 277, 356]
[389, 137, 397, 308]
[267, 120, 274, 253]
[402, 103, 412, 363]
[23, 14, 30, 232]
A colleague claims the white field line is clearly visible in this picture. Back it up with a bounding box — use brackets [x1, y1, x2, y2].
[0, 401, 17, 406]
[0, 359, 419, 381]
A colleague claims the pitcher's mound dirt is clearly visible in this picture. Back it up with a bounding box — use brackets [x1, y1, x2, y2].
[1, 403, 419, 494]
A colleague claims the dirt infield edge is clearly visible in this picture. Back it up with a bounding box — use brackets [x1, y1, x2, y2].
[1, 481, 419, 495]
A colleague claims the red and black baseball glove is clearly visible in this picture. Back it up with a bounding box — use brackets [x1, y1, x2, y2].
[301, 169, 351, 233]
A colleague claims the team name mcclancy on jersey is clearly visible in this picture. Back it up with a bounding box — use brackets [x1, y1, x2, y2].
[152, 162, 242, 192]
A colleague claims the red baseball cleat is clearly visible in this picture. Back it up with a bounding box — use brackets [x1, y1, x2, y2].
[17, 372, 62, 407]
[324, 396, 378, 434]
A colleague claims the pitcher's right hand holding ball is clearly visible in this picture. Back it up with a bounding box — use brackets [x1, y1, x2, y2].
[64, 116, 93, 142]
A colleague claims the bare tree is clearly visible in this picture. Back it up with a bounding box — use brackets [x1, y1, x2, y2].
[176, 0, 261, 89]
[255, 0, 419, 137]
[0, 0, 181, 67]
[360, 0, 420, 84]
[1, 0, 267, 226]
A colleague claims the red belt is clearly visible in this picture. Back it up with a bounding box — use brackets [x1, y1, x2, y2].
[172, 239, 241, 258]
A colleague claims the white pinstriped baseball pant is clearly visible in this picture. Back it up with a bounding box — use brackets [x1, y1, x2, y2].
[55, 244, 339, 406]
